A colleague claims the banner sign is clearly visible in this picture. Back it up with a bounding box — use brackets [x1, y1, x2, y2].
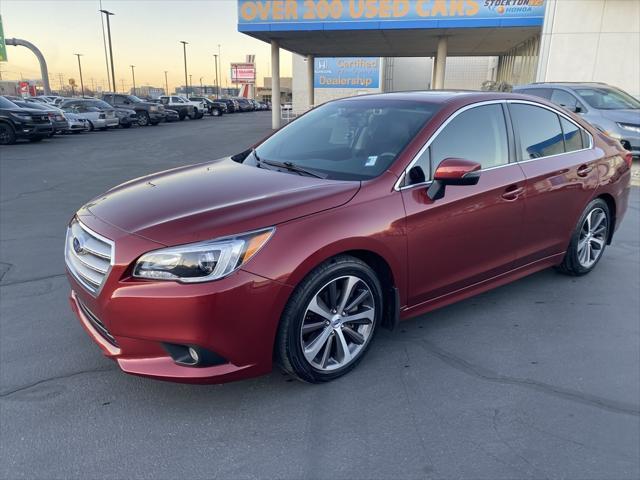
[315, 57, 380, 89]
[231, 62, 256, 84]
[238, 0, 546, 30]
[0, 15, 7, 62]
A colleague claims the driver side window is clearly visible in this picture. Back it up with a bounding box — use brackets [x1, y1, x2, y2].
[409, 104, 509, 185]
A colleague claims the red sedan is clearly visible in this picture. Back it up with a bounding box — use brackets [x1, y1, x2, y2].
[65, 92, 632, 384]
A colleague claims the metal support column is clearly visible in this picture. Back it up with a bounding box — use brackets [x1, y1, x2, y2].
[432, 37, 447, 90]
[307, 54, 314, 109]
[271, 40, 281, 129]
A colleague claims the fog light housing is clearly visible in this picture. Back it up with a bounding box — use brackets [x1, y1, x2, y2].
[188, 347, 200, 364]
[162, 343, 228, 368]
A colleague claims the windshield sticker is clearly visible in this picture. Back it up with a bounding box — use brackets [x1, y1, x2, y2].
[365, 156, 378, 167]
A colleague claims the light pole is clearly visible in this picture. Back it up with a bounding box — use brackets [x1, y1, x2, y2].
[199, 76, 203, 95]
[180, 41, 189, 98]
[164, 70, 169, 95]
[99, 0, 111, 91]
[217, 44, 222, 97]
[74, 53, 84, 98]
[189, 74, 193, 97]
[100, 9, 116, 94]
[130, 65, 136, 96]
[213, 54, 219, 98]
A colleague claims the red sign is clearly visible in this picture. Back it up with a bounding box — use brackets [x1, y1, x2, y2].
[231, 63, 255, 84]
[18, 81, 29, 95]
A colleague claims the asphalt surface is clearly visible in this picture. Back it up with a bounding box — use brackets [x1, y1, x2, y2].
[1, 113, 639, 480]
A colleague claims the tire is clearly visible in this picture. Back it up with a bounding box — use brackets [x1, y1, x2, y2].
[87, 121, 94, 132]
[276, 255, 383, 383]
[0, 123, 16, 145]
[556, 198, 611, 276]
[137, 111, 150, 127]
[211, 108, 221, 117]
[178, 111, 186, 121]
[195, 111, 204, 119]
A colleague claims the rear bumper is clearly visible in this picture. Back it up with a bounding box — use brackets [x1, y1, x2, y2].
[65, 215, 293, 384]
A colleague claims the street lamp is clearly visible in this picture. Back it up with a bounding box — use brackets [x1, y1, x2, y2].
[213, 54, 219, 98]
[99, 9, 116, 93]
[130, 65, 136, 96]
[217, 44, 222, 96]
[164, 70, 169, 95]
[180, 41, 189, 98]
[189, 74, 193, 97]
[74, 53, 84, 98]
[199, 76, 203, 94]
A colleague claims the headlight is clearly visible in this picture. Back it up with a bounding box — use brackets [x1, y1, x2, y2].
[617, 122, 640, 134]
[11, 112, 33, 121]
[133, 228, 274, 283]
[149, 106, 159, 112]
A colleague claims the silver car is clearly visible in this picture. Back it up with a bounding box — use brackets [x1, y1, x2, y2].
[514, 82, 640, 157]
[59, 99, 119, 131]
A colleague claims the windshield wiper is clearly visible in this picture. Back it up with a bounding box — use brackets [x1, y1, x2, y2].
[253, 150, 326, 179]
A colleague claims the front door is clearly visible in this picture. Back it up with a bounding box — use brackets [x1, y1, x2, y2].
[401, 103, 526, 306]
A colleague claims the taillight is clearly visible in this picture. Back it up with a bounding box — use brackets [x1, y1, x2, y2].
[624, 152, 633, 168]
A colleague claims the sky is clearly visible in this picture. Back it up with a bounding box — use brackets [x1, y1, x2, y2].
[0, 0, 292, 92]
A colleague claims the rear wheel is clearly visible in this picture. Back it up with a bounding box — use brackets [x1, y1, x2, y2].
[137, 111, 150, 126]
[0, 123, 16, 145]
[276, 255, 382, 383]
[556, 198, 611, 276]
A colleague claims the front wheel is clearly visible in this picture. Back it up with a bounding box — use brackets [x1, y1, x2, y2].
[556, 198, 611, 276]
[276, 255, 382, 383]
[0, 123, 16, 145]
[137, 111, 150, 126]
[211, 108, 221, 117]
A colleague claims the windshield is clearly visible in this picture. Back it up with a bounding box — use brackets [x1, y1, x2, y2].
[576, 88, 640, 110]
[0, 96, 20, 109]
[251, 99, 439, 181]
[127, 95, 144, 103]
[86, 100, 112, 109]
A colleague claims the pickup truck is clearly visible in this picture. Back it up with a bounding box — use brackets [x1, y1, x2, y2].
[158, 96, 205, 120]
[189, 97, 225, 117]
[101, 93, 165, 126]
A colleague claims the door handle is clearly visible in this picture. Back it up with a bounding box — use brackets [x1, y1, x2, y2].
[577, 164, 593, 177]
[502, 185, 524, 201]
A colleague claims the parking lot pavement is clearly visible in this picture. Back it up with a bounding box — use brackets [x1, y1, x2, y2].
[1, 113, 639, 480]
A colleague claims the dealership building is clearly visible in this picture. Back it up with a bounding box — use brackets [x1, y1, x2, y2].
[238, 0, 640, 128]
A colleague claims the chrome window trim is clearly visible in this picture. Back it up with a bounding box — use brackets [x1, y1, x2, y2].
[394, 99, 594, 192]
[64, 218, 115, 297]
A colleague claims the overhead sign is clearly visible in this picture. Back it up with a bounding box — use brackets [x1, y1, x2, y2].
[315, 57, 380, 89]
[0, 15, 7, 62]
[238, 0, 546, 30]
[231, 62, 256, 84]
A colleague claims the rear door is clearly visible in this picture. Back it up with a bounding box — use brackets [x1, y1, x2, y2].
[508, 101, 599, 264]
[401, 102, 526, 306]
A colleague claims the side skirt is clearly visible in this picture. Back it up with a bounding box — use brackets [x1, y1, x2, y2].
[400, 253, 565, 321]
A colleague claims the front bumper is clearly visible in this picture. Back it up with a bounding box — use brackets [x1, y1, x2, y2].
[66, 214, 292, 384]
[14, 122, 52, 139]
[149, 111, 164, 122]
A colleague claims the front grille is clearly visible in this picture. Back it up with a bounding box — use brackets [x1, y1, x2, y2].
[77, 299, 119, 347]
[65, 218, 114, 295]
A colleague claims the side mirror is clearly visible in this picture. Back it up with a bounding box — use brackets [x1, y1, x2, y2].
[574, 105, 582, 113]
[427, 158, 482, 201]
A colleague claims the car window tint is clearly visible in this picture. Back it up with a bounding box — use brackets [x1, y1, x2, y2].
[551, 90, 578, 111]
[581, 129, 591, 148]
[560, 117, 583, 152]
[429, 104, 509, 173]
[511, 104, 565, 159]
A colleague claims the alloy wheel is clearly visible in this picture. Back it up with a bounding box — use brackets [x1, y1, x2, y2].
[300, 275, 375, 371]
[577, 207, 608, 268]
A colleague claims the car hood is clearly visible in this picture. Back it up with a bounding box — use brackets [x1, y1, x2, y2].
[599, 109, 640, 124]
[85, 157, 360, 246]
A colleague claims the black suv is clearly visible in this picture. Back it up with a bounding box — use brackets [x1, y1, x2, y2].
[101, 93, 165, 126]
[0, 96, 52, 145]
[189, 97, 225, 116]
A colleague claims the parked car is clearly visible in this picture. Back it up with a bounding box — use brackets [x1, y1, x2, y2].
[63, 111, 89, 133]
[163, 108, 180, 122]
[64, 91, 631, 385]
[189, 97, 225, 116]
[158, 96, 204, 120]
[234, 97, 254, 112]
[113, 107, 138, 128]
[8, 98, 68, 135]
[59, 99, 118, 131]
[0, 96, 52, 144]
[217, 98, 238, 113]
[514, 82, 640, 157]
[101, 93, 165, 126]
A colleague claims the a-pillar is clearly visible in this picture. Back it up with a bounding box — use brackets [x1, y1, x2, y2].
[271, 39, 281, 129]
[307, 54, 314, 109]
[431, 36, 448, 90]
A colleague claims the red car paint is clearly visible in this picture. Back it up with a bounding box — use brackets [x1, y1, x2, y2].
[66, 92, 631, 384]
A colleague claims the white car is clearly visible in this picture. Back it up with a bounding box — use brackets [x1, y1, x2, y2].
[159, 96, 205, 119]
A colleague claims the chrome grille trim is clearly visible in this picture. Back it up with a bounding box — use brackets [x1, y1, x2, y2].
[65, 218, 114, 296]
